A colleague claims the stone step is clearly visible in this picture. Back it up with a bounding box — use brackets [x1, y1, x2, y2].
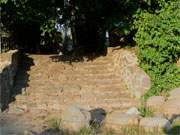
[32, 73, 122, 78]
[9, 97, 138, 114]
[25, 84, 126, 94]
[29, 72, 116, 80]
[52, 69, 114, 75]
[13, 93, 136, 107]
[27, 79, 124, 87]
[8, 52, 139, 117]
[17, 90, 130, 101]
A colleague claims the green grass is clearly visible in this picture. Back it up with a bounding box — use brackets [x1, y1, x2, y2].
[46, 118, 180, 135]
[48, 118, 61, 130]
[166, 120, 180, 135]
[75, 126, 96, 135]
[138, 102, 154, 117]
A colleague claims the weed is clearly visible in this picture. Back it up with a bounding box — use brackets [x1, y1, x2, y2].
[48, 118, 61, 130]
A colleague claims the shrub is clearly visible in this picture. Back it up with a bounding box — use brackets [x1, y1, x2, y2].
[134, 1, 180, 100]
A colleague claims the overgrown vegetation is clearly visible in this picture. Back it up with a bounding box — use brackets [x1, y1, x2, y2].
[134, 0, 180, 100]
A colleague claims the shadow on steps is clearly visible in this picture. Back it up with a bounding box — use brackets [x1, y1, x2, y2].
[50, 49, 107, 64]
[7, 53, 34, 111]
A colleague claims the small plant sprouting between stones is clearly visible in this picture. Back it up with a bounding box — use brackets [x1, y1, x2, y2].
[75, 126, 96, 135]
[49, 118, 61, 130]
[138, 101, 154, 117]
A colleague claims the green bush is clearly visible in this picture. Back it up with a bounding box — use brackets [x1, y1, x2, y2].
[134, 1, 180, 100]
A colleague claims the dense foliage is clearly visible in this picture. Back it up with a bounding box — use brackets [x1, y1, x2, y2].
[1, 0, 141, 53]
[135, 0, 180, 99]
[1, 0, 64, 53]
[1, 0, 180, 98]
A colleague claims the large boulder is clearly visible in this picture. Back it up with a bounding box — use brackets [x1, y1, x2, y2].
[146, 96, 165, 112]
[60, 105, 91, 132]
[160, 98, 180, 119]
[103, 111, 140, 133]
[113, 49, 151, 98]
[139, 117, 171, 132]
[168, 87, 180, 100]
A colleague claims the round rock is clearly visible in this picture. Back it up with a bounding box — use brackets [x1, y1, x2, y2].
[139, 117, 171, 132]
[169, 87, 180, 100]
[61, 105, 90, 132]
[103, 111, 140, 133]
[146, 96, 165, 112]
[160, 98, 180, 119]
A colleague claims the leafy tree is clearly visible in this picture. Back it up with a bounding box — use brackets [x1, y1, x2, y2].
[1, 0, 141, 53]
[1, 0, 64, 53]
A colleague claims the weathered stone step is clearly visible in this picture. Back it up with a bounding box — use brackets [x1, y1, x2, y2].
[31, 72, 121, 78]
[13, 88, 133, 102]
[18, 90, 130, 101]
[8, 51, 140, 119]
[9, 97, 138, 114]
[27, 79, 124, 87]
[53, 69, 114, 75]
[48, 73, 115, 79]
[25, 84, 126, 94]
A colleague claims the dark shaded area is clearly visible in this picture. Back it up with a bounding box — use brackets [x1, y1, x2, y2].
[165, 114, 180, 135]
[90, 108, 106, 128]
[8, 53, 34, 109]
[167, 126, 180, 135]
[50, 48, 107, 64]
[0, 67, 11, 111]
[0, 51, 21, 111]
[1, 0, 139, 55]
[109, 29, 136, 47]
[12, 22, 41, 54]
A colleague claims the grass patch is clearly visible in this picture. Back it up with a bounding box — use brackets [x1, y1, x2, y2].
[75, 126, 96, 135]
[138, 101, 154, 117]
[48, 118, 61, 130]
[167, 120, 180, 135]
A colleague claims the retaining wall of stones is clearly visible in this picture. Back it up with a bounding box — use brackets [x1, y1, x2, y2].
[109, 47, 151, 98]
[0, 50, 20, 111]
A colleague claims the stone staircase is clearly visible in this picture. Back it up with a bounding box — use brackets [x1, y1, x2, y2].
[8, 50, 139, 114]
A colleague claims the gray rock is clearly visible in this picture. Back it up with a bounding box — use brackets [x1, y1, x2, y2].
[169, 87, 180, 100]
[103, 111, 139, 133]
[126, 107, 140, 115]
[116, 49, 151, 98]
[90, 108, 106, 126]
[160, 98, 180, 119]
[146, 96, 165, 112]
[139, 117, 171, 132]
[61, 105, 91, 132]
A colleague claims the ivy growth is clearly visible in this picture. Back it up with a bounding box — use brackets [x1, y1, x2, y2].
[134, 1, 180, 100]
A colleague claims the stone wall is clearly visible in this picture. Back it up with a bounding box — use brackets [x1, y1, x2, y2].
[0, 50, 20, 111]
[109, 47, 151, 98]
